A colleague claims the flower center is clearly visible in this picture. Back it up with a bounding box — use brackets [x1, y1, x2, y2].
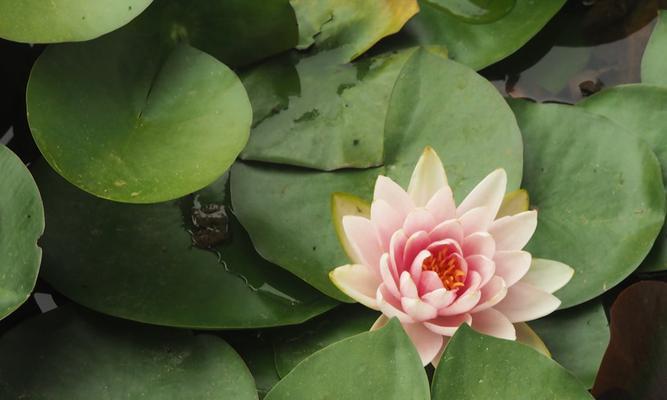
[422, 247, 465, 290]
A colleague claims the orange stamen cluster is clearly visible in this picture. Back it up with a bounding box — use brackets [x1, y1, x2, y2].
[422, 247, 465, 290]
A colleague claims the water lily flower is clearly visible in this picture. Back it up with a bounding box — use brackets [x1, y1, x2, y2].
[330, 147, 573, 365]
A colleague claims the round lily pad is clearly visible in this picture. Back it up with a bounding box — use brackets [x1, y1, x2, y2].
[579, 84, 667, 272]
[0, 0, 153, 43]
[510, 100, 665, 308]
[0, 306, 257, 399]
[403, 0, 566, 70]
[0, 145, 44, 319]
[232, 48, 523, 300]
[34, 160, 336, 329]
[27, 7, 252, 204]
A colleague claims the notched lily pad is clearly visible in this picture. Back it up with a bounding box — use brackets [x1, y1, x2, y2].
[0, 145, 44, 319]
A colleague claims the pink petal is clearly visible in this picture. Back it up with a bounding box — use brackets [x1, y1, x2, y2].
[465, 255, 495, 286]
[489, 210, 538, 251]
[399, 271, 419, 299]
[471, 276, 507, 312]
[402, 231, 430, 271]
[403, 209, 437, 237]
[371, 199, 403, 250]
[409, 249, 431, 282]
[471, 308, 516, 340]
[401, 298, 438, 321]
[427, 238, 463, 256]
[424, 313, 472, 336]
[329, 264, 381, 310]
[439, 272, 482, 316]
[370, 315, 388, 331]
[374, 176, 414, 217]
[422, 288, 455, 309]
[462, 232, 496, 258]
[520, 258, 574, 294]
[457, 169, 507, 224]
[402, 322, 444, 366]
[389, 230, 408, 276]
[377, 285, 414, 323]
[426, 186, 457, 222]
[418, 270, 445, 294]
[494, 251, 532, 287]
[407, 146, 449, 207]
[342, 216, 383, 269]
[379, 253, 400, 299]
[459, 206, 492, 236]
[494, 282, 561, 322]
[429, 219, 463, 243]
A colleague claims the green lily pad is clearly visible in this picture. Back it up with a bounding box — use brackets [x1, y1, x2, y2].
[223, 331, 281, 399]
[290, 0, 419, 62]
[432, 325, 594, 399]
[34, 160, 336, 329]
[0, 0, 153, 43]
[641, 10, 667, 86]
[424, 0, 515, 24]
[403, 0, 566, 70]
[0, 145, 44, 319]
[579, 84, 667, 272]
[232, 48, 523, 299]
[592, 281, 667, 399]
[241, 49, 414, 170]
[265, 319, 429, 400]
[510, 100, 665, 308]
[27, 4, 262, 204]
[530, 300, 610, 388]
[0, 306, 257, 399]
[273, 305, 378, 377]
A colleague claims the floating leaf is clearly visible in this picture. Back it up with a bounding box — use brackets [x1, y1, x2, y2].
[265, 319, 429, 400]
[223, 331, 281, 399]
[432, 325, 594, 399]
[530, 300, 610, 388]
[232, 48, 523, 299]
[290, 0, 419, 61]
[272, 305, 378, 377]
[641, 10, 667, 86]
[592, 281, 667, 399]
[424, 0, 515, 24]
[0, 145, 44, 319]
[0, 0, 153, 43]
[510, 100, 665, 308]
[580, 84, 667, 272]
[403, 0, 566, 70]
[241, 49, 414, 170]
[0, 306, 257, 399]
[34, 161, 335, 329]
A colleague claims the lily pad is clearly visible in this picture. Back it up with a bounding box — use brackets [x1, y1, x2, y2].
[0, 145, 44, 319]
[510, 100, 665, 308]
[432, 325, 593, 399]
[272, 305, 379, 377]
[0, 306, 257, 399]
[402, 0, 566, 70]
[27, 3, 261, 204]
[223, 331, 281, 399]
[592, 281, 667, 399]
[530, 300, 610, 388]
[232, 48, 523, 299]
[241, 49, 414, 170]
[0, 0, 153, 43]
[265, 319, 429, 400]
[579, 84, 667, 272]
[641, 10, 667, 86]
[34, 160, 336, 329]
[290, 0, 419, 62]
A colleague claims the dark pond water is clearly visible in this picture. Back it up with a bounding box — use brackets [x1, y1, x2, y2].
[1, 0, 665, 333]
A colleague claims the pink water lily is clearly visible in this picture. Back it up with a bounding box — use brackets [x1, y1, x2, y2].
[330, 147, 573, 365]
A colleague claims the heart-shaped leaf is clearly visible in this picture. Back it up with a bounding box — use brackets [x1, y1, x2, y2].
[0, 145, 43, 319]
[34, 160, 335, 329]
[0, 306, 257, 399]
[0, 0, 153, 43]
[432, 325, 594, 399]
[265, 318, 430, 400]
[510, 100, 665, 308]
[232, 48, 523, 299]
